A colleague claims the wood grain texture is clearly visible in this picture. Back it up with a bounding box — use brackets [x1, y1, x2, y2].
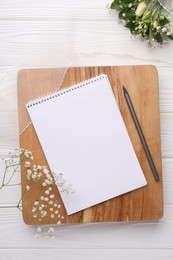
[0, 158, 171, 206]
[17, 65, 163, 225]
[0, 19, 173, 66]
[1, 249, 173, 260]
[0, 0, 110, 20]
[0, 206, 173, 249]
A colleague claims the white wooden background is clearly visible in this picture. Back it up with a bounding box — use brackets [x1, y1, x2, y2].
[0, 0, 173, 259]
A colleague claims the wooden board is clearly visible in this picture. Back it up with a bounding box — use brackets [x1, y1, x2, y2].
[17, 65, 163, 225]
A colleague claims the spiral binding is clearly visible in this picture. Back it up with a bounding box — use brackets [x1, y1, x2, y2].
[26, 74, 107, 108]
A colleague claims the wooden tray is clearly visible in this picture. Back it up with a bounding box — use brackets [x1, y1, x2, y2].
[17, 65, 163, 224]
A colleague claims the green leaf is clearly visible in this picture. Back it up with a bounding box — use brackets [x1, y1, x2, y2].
[149, 25, 154, 39]
[110, 0, 122, 11]
[126, 9, 136, 19]
[125, 21, 136, 33]
[118, 10, 124, 19]
[118, 8, 135, 21]
[159, 16, 170, 26]
[168, 34, 173, 40]
[155, 33, 163, 43]
[124, 0, 135, 3]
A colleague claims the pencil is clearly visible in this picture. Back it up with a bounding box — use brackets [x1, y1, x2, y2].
[123, 85, 159, 182]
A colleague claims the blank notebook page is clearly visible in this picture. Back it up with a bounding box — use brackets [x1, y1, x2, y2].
[26, 74, 147, 215]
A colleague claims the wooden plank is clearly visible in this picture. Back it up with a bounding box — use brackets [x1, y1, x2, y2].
[0, 206, 173, 249]
[158, 68, 173, 113]
[17, 65, 163, 224]
[0, 158, 172, 206]
[161, 113, 173, 157]
[0, 0, 111, 21]
[1, 249, 173, 260]
[0, 20, 173, 66]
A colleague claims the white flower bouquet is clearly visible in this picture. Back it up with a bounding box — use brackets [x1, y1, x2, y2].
[110, 0, 173, 46]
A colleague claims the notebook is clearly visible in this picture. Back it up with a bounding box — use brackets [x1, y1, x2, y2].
[26, 74, 147, 215]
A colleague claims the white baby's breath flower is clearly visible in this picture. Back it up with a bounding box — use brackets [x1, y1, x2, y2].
[24, 150, 32, 158]
[45, 190, 50, 195]
[37, 165, 42, 170]
[24, 161, 31, 168]
[26, 185, 30, 191]
[49, 194, 54, 199]
[44, 197, 49, 201]
[42, 182, 46, 187]
[32, 207, 36, 213]
[41, 211, 47, 217]
[166, 31, 172, 36]
[27, 169, 32, 175]
[47, 178, 53, 185]
[41, 196, 44, 200]
[162, 27, 167, 33]
[44, 211, 47, 216]
[58, 204, 61, 209]
[48, 227, 54, 235]
[50, 208, 53, 211]
[54, 172, 75, 195]
[43, 167, 49, 174]
[45, 172, 51, 178]
[49, 200, 53, 205]
[32, 174, 37, 179]
[32, 164, 37, 171]
[38, 173, 42, 178]
[50, 214, 55, 219]
[55, 210, 59, 214]
[37, 227, 42, 233]
[34, 201, 39, 206]
[57, 220, 61, 225]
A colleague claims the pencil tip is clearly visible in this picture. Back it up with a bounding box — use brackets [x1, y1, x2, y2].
[155, 175, 159, 182]
[122, 85, 127, 94]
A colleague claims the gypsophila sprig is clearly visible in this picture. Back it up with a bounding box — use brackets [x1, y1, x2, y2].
[53, 172, 75, 195]
[0, 148, 75, 238]
[109, 0, 173, 47]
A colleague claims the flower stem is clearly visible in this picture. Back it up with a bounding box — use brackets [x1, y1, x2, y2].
[5, 156, 25, 185]
[1, 162, 8, 188]
[17, 187, 27, 207]
[5, 183, 21, 187]
[0, 205, 18, 209]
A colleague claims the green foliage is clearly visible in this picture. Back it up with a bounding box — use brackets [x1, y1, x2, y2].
[110, 0, 122, 11]
[110, 0, 173, 46]
[168, 34, 173, 40]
